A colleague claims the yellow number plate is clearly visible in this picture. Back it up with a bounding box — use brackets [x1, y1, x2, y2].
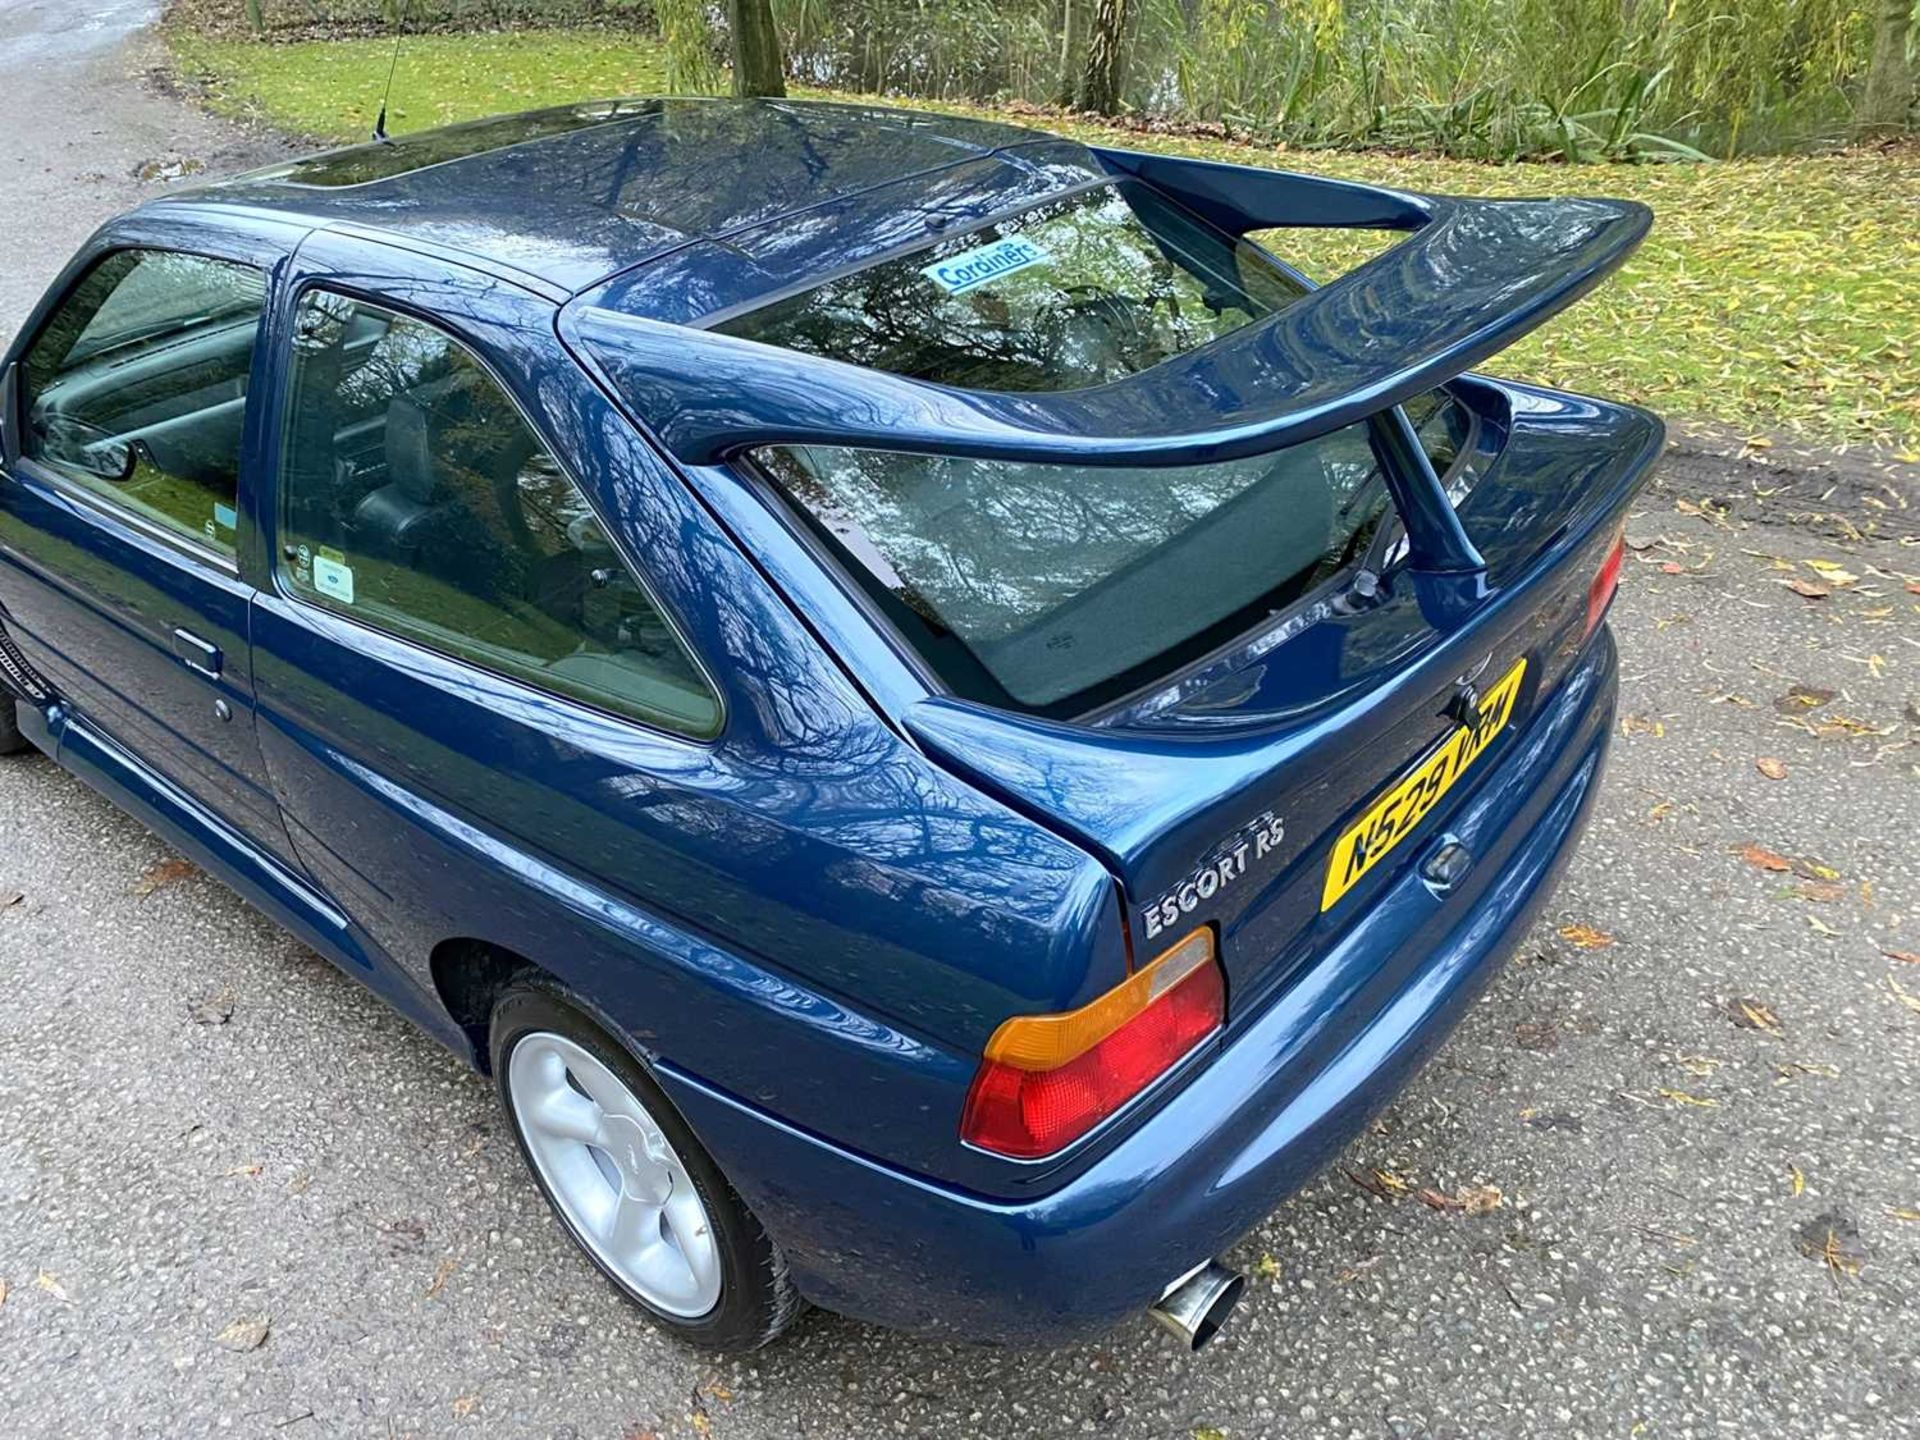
[1321, 658, 1527, 911]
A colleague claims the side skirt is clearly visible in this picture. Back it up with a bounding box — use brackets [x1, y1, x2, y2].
[48, 708, 471, 1059]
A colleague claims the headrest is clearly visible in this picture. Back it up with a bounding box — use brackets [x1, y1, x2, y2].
[383, 372, 535, 510]
[382, 390, 441, 506]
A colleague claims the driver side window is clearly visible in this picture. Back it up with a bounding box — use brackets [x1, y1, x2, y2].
[276, 290, 721, 739]
[22, 249, 266, 558]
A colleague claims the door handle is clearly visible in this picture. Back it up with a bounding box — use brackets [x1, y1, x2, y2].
[172, 628, 223, 680]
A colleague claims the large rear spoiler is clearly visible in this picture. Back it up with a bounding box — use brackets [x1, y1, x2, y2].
[570, 148, 1650, 574]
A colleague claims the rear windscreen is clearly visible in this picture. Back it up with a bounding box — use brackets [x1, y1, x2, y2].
[716, 181, 1305, 392]
[728, 182, 1468, 716]
[760, 428, 1409, 714]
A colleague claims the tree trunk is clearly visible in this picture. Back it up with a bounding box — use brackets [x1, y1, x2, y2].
[1076, 0, 1132, 115]
[1862, 0, 1914, 132]
[729, 0, 787, 99]
[1055, 0, 1088, 108]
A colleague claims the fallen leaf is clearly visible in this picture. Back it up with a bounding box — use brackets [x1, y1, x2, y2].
[1728, 997, 1783, 1032]
[451, 1395, 480, 1420]
[699, 1380, 735, 1404]
[1252, 1252, 1281, 1279]
[35, 1271, 70, 1303]
[1659, 561, 1686, 574]
[189, 988, 235, 1026]
[1415, 1184, 1503, 1215]
[1675, 1053, 1722, 1077]
[1458, 1184, 1504, 1215]
[1735, 842, 1793, 872]
[1790, 881, 1846, 902]
[1784, 578, 1830, 599]
[1658, 1088, 1721, 1108]
[1804, 559, 1858, 585]
[1794, 1211, 1865, 1277]
[1882, 949, 1920, 965]
[1886, 975, 1920, 1015]
[134, 858, 197, 898]
[1806, 713, 1888, 739]
[0, 890, 22, 909]
[1514, 1020, 1559, 1052]
[1773, 684, 1836, 714]
[1558, 923, 1615, 950]
[216, 1316, 270, 1352]
[1789, 1162, 1806, 1196]
[1888, 1208, 1920, 1223]
[1370, 1167, 1412, 1197]
[1620, 713, 1665, 738]
[1194, 1430, 1229, 1440]
[1774, 1060, 1839, 1081]
[425, 1256, 457, 1299]
[1674, 497, 1730, 527]
[1755, 756, 1788, 779]
[224, 1163, 263, 1179]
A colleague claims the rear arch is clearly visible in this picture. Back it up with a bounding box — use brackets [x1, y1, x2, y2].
[429, 938, 538, 1073]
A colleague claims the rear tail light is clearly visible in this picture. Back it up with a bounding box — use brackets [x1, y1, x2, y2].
[960, 928, 1224, 1159]
[1584, 528, 1625, 639]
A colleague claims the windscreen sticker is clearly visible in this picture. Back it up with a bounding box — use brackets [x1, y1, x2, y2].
[313, 552, 356, 605]
[921, 236, 1051, 295]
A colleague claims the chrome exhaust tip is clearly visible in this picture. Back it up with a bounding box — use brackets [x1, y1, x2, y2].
[1148, 1260, 1246, 1350]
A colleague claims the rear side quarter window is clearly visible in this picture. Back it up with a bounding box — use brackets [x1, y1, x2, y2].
[275, 290, 721, 738]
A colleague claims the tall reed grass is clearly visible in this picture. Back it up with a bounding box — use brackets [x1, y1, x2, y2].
[207, 0, 1909, 158]
[772, 0, 1897, 158]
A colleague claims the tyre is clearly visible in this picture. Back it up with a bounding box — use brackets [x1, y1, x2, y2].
[490, 977, 801, 1352]
[0, 699, 31, 755]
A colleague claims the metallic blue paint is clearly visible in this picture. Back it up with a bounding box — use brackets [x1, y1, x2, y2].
[213, 99, 1086, 295]
[663, 630, 1619, 1343]
[571, 179, 1648, 472]
[0, 100, 1660, 1342]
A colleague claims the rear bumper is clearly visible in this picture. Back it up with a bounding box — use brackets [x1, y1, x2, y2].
[658, 630, 1619, 1344]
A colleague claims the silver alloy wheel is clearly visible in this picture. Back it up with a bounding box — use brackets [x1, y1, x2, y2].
[507, 1031, 722, 1318]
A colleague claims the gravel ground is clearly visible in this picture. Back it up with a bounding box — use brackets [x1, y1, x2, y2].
[1, 6, 1916, 1437]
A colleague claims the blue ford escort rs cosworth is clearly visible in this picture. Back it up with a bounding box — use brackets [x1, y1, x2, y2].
[0, 99, 1657, 1352]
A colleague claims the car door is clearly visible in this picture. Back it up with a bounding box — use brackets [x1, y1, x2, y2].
[246, 245, 731, 976]
[0, 220, 302, 867]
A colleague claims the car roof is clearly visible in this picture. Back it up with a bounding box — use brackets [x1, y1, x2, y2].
[174, 97, 1097, 301]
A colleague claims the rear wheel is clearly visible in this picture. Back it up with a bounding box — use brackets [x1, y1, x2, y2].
[490, 978, 800, 1351]
[0, 700, 31, 756]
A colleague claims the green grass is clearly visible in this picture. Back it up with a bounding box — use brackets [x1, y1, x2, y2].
[169, 30, 669, 136]
[169, 29, 1920, 453]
